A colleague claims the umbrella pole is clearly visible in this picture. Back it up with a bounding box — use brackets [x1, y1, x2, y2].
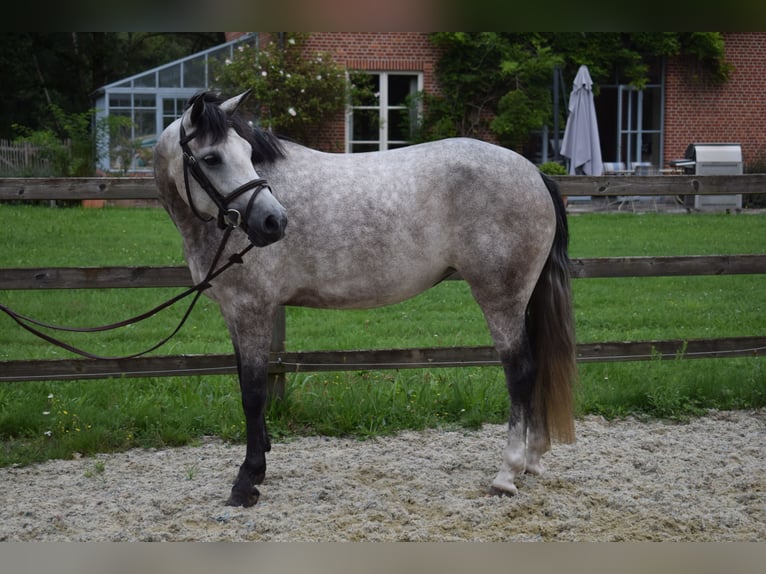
[553, 65, 560, 161]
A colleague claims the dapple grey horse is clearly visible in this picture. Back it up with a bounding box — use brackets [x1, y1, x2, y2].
[153, 90, 576, 507]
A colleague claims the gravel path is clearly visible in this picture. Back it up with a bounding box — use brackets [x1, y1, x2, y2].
[1, 409, 764, 541]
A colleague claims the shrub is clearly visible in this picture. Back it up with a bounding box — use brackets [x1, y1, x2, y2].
[212, 33, 348, 148]
[538, 161, 568, 175]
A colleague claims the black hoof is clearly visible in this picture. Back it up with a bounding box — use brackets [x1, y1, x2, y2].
[226, 485, 260, 507]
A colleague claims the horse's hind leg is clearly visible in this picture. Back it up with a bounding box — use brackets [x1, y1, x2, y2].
[490, 329, 537, 496]
[473, 293, 547, 496]
[524, 399, 551, 476]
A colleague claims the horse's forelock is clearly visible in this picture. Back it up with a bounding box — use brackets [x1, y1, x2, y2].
[185, 92, 229, 145]
[185, 91, 285, 164]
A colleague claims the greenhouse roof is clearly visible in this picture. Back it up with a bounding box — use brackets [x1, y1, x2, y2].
[93, 33, 259, 173]
[94, 33, 258, 94]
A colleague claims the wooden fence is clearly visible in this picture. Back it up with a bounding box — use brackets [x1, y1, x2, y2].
[1, 175, 765, 387]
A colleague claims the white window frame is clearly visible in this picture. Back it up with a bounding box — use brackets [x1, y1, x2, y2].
[346, 71, 423, 153]
[617, 84, 664, 171]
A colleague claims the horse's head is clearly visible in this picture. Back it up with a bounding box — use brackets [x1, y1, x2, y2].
[157, 90, 287, 248]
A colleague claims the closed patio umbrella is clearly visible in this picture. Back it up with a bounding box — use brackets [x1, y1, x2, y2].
[560, 65, 603, 176]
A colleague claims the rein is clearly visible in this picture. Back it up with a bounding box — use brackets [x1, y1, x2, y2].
[0, 119, 273, 361]
[0, 212, 253, 361]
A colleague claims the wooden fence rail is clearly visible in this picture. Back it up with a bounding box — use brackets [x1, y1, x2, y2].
[2, 174, 766, 200]
[1, 175, 764, 384]
[2, 255, 766, 291]
[3, 336, 765, 383]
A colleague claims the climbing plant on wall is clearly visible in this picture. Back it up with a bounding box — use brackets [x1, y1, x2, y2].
[412, 32, 730, 151]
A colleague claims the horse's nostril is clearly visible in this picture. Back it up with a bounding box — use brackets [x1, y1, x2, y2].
[264, 214, 285, 236]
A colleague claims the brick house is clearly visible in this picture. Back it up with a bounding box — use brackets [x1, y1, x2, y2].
[95, 32, 766, 173]
[228, 32, 766, 171]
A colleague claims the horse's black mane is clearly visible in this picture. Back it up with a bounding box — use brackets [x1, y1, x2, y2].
[185, 91, 286, 164]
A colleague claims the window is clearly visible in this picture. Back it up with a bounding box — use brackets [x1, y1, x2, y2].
[106, 93, 157, 171]
[159, 63, 181, 88]
[348, 72, 422, 152]
[617, 85, 663, 170]
[107, 93, 156, 142]
[162, 97, 189, 130]
[596, 57, 665, 171]
[183, 57, 206, 87]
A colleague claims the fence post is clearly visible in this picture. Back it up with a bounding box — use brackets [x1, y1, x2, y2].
[268, 305, 286, 404]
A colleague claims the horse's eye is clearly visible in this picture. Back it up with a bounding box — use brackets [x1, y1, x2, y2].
[202, 154, 221, 166]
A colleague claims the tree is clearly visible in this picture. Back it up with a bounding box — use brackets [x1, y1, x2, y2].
[0, 33, 223, 140]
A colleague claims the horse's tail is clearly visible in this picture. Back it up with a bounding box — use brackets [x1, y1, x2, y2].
[528, 173, 577, 444]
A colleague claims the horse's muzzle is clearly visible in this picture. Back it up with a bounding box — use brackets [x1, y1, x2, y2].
[245, 208, 288, 247]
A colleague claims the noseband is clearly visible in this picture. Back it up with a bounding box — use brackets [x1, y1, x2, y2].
[179, 123, 271, 230]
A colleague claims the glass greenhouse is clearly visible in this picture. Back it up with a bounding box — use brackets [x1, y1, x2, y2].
[93, 33, 258, 173]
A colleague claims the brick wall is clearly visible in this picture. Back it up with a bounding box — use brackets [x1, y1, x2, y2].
[664, 33, 766, 169]
[300, 33, 439, 89]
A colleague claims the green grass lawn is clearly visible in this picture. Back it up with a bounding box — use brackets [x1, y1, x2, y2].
[0, 205, 764, 466]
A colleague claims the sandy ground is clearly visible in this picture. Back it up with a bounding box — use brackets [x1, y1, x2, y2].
[1, 409, 763, 542]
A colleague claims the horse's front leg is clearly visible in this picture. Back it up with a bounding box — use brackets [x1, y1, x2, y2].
[225, 312, 274, 507]
[227, 355, 271, 506]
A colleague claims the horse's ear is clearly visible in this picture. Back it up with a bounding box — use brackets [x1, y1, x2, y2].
[189, 92, 206, 125]
[220, 89, 253, 115]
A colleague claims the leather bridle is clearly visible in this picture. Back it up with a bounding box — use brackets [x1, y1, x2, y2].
[0, 116, 278, 362]
[179, 123, 272, 231]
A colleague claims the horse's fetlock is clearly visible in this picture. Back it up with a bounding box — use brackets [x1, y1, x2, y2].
[227, 483, 260, 507]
